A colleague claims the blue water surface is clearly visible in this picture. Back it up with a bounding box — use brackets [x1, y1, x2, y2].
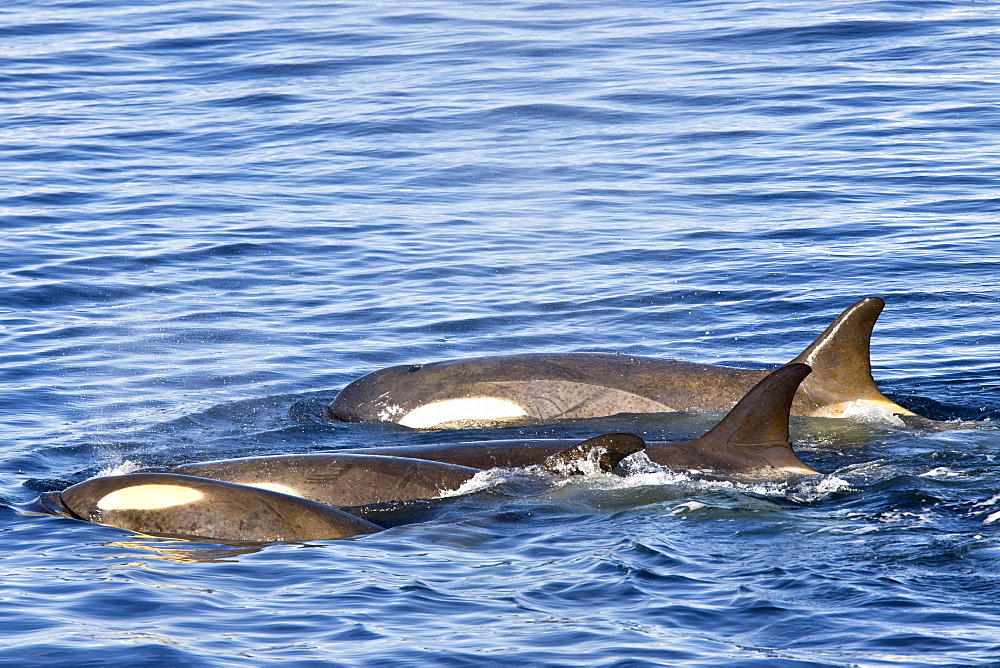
[2, 0, 999, 664]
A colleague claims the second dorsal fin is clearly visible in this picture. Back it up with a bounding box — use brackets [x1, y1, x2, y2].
[663, 363, 817, 475]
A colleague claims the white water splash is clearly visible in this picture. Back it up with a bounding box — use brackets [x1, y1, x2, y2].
[615, 451, 664, 476]
[436, 468, 519, 498]
[842, 401, 907, 427]
[973, 495, 1000, 508]
[433, 450, 852, 504]
[808, 474, 853, 496]
[919, 467, 961, 478]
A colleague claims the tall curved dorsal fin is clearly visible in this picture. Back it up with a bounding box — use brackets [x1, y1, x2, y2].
[664, 363, 818, 475]
[789, 297, 914, 416]
[697, 363, 811, 447]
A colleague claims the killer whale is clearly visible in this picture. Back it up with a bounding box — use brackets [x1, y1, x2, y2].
[329, 297, 917, 428]
[143, 433, 645, 508]
[28, 435, 644, 543]
[32, 473, 383, 543]
[339, 363, 819, 477]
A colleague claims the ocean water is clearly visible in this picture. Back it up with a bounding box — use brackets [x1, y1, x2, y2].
[2, 0, 999, 664]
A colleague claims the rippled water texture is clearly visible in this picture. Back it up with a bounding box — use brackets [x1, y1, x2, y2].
[2, 0, 999, 664]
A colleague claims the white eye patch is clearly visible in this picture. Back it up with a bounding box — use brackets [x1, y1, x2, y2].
[97, 484, 205, 510]
[399, 397, 527, 428]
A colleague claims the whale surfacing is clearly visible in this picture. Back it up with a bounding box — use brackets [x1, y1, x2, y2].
[329, 297, 916, 428]
[343, 364, 820, 478]
[28, 364, 820, 543]
[28, 436, 646, 543]
[34, 473, 383, 543]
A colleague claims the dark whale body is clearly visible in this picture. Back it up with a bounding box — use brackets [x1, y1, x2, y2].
[28, 435, 644, 544]
[341, 363, 819, 477]
[330, 298, 915, 428]
[151, 364, 818, 517]
[146, 434, 645, 508]
[33, 473, 383, 543]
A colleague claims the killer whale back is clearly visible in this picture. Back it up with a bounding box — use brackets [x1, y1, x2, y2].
[350, 364, 819, 476]
[328, 297, 915, 426]
[35, 473, 384, 543]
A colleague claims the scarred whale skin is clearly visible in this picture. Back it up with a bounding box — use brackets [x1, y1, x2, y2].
[329, 297, 916, 428]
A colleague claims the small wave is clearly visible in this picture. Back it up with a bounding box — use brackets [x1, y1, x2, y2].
[918, 466, 962, 478]
[973, 495, 1000, 508]
[437, 468, 515, 498]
